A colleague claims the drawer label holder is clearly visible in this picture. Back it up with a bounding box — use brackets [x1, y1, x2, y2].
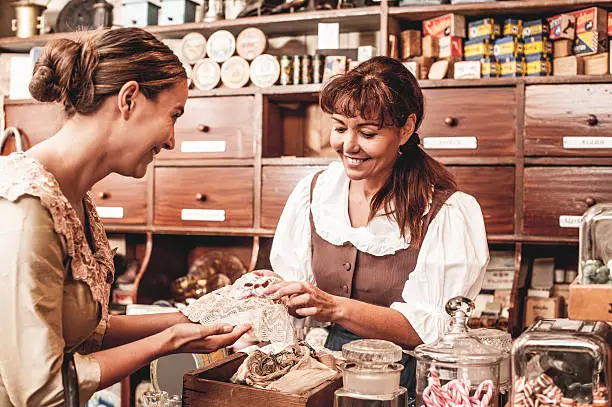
[563, 137, 612, 149]
[559, 215, 582, 228]
[181, 209, 226, 222]
[423, 136, 478, 149]
[181, 140, 227, 153]
[96, 206, 125, 219]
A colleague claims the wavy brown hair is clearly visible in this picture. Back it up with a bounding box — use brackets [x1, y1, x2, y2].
[320, 56, 456, 244]
[29, 28, 187, 117]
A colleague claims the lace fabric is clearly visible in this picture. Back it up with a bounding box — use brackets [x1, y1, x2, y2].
[182, 273, 295, 345]
[0, 152, 114, 324]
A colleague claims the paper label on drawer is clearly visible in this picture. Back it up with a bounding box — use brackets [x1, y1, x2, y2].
[563, 137, 612, 149]
[423, 137, 477, 149]
[96, 206, 124, 219]
[559, 215, 582, 228]
[181, 140, 227, 153]
[181, 209, 226, 222]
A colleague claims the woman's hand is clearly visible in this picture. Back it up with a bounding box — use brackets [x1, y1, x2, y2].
[264, 281, 343, 323]
[166, 323, 252, 354]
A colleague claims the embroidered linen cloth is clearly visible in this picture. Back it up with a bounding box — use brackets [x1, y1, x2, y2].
[181, 273, 295, 345]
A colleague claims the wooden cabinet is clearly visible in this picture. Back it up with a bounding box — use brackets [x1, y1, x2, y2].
[157, 96, 254, 160]
[154, 167, 253, 227]
[91, 172, 149, 225]
[261, 166, 326, 229]
[448, 166, 515, 235]
[420, 88, 516, 157]
[523, 167, 612, 237]
[525, 85, 612, 156]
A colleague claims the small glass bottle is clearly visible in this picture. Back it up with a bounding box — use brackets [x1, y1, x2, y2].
[292, 55, 301, 85]
[301, 55, 312, 84]
[279, 55, 291, 86]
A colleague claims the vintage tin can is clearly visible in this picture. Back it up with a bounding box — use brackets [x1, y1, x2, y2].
[503, 18, 523, 38]
[481, 57, 499, 78]
[464, 38, 494, 61]
[279, 55, 291, 85]
[301, 55, 312, 84]
[494, 35, 524, 59]
[292, 55, 301, 85]
[525, 54, 551, 76]
[499, 56, 525, 77]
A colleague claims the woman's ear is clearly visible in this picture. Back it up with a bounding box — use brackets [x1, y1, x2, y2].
[117, 81, 140, 120]
[399, 113, 417, 145]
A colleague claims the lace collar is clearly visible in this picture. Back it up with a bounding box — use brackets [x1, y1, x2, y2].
[0, 152, 114, 321]
[311, 161, 432, 256]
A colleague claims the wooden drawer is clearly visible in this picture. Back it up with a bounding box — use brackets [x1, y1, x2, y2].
[3, 102, 63, 153]
[154, 167, 253, 227]
[91, 172, 148, 225]
[261, 166, 326, 229]
[447, 166, 515, 235]
[157, 96, 254, 159]
[523, 167, 612, 237]
[419, 88, 516, 157]
[525, 85, 612, 157]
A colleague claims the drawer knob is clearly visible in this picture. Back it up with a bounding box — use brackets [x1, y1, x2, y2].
[97, 191, 110, 200]
[196, 124, 210, 133]
[195, 193, 207, 202]
[587, 114, 599, 126]
[585, 197, 597, 207]
[444, 116, 457, 127]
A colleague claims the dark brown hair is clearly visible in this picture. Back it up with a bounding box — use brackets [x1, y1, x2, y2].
[320, 56, 456, 244]
[29, 28, 187, 117]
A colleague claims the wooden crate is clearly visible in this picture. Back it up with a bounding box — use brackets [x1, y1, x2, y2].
[183, 353, 343, 407]
[568, 282, 612, 322]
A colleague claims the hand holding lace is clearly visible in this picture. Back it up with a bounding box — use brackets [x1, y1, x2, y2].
[264, 281, 343, 323]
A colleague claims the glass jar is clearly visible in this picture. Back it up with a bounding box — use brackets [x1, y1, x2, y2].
[471, 328, 512, 406]
[415, 297, 503, 407]
[579, 203, 612, 285]
[334, 339, 407, 406]
[511, 318, 611, 407]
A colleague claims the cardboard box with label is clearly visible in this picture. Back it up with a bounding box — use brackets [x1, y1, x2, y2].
[524, 297, 563, 328]
[553, 39, 573, 58]
[422, 36, 440, 58]
[548, 13, 576, 40]
[572, 7, 609, 55]
[439, 36, 464, 58]
[423, 13, 466, 38]
[469, 18, 501, 42]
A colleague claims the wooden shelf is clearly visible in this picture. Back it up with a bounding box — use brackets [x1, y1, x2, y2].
[154, 158, 255, 167]
[390, 0, 612, 21]
[436, 156, 515, 165]
[262, 156, 337, 166]
[525, 157, 612, 166]
[0, 7, 381, 53]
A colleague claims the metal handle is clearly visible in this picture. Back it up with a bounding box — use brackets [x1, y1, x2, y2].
[0, 127, 25, 153]
[444, 116, 457, 127]
[195, 193, 207, 202]
[97, 191, 110, 200]
[585, 197, 597, 207]
[587, 114, 599, 126]
[196, 124, 210, 133]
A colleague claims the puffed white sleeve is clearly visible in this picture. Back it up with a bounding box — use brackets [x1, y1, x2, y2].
[269, 171, 318, 285]
[390, 192, 489, 344]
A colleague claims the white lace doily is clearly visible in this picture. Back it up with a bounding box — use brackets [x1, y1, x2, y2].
[182, 273, 295, 345]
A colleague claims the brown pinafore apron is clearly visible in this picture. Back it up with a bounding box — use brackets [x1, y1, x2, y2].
[308, 171, 455, 397]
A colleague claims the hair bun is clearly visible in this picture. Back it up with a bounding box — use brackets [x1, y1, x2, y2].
[29, 65, 62, 103]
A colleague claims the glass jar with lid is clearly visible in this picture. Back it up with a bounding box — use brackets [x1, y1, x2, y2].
[414, 297, 503, 407]
[471, 328, 512, 405]
[579, 203, 612, 285]
[511, 318, 611, 407]
[334, 339, 407, 406]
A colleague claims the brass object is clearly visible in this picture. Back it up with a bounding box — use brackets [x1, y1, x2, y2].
[11, 1, 46, 39]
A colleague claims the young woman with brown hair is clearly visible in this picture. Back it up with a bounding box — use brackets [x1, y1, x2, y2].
[263, 56, 489, 395]
[0, 28, 249, 406]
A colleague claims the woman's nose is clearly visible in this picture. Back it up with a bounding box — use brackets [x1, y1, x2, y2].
[343, 130, 360, 154]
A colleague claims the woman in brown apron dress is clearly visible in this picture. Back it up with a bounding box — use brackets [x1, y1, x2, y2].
[264, 56, 489, 398]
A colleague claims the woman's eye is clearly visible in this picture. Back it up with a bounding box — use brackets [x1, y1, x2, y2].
[334, 127, 347, 133]
[361, 132, 377, 138]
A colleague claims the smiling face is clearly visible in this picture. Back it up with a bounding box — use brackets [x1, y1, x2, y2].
[115, 80, 188, 178]
[330, 114, 413, 184]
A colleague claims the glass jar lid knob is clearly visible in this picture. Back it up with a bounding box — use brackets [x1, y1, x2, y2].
[445, 296, 475, 317]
